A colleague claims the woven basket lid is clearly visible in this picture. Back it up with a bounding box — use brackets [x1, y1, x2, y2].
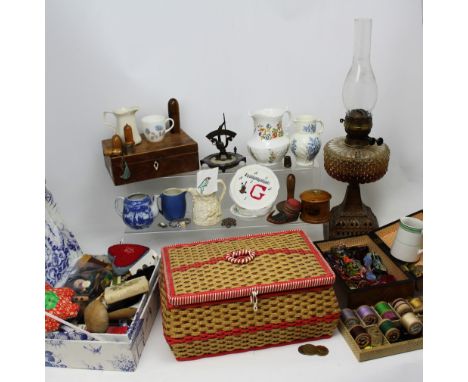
[161, 229, 335, 307]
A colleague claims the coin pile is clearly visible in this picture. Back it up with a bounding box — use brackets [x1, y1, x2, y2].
[298, 344, 329, 356]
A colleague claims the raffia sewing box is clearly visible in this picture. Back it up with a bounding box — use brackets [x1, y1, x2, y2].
[160, 229, 340, 360]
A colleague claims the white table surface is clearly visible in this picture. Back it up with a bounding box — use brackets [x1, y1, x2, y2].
[45, 310, 422, 382]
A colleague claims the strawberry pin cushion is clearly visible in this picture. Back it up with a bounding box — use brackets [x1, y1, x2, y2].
[45, 283, 80, 332]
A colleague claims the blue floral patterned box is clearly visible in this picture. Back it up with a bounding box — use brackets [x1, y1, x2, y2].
[45, 273, 160, 371]
[45, 186, 160, 371]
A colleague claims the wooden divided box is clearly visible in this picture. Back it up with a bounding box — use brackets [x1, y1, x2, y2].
[314, 234, 415, 309]
[371, 210, 423, 291]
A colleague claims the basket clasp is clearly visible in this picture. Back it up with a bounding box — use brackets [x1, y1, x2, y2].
[250, 290, 259, 312]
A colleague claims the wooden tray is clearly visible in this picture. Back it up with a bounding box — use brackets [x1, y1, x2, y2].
[338, 321, 423, 362]
[338, 296, 423, 361]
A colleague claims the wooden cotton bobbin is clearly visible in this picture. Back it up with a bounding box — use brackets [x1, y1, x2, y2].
[349, 325, 371, 349]
[400, 312, 423, 335]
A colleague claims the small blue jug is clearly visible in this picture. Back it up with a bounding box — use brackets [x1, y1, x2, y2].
[115, 193, 159, 229]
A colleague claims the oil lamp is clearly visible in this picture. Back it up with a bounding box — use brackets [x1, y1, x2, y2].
[324, 18, 390, 239]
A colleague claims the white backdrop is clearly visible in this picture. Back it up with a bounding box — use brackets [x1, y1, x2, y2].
[45, 0, 422, 252]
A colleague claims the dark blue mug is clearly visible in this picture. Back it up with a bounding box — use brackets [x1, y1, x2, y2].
[158, 188, 187, 221]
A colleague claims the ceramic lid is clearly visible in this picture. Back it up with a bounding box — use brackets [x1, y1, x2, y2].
[229, 164, 279, 211]
[300, 189, 332, 203]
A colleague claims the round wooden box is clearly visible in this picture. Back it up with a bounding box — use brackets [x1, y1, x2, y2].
[299, 189, 332, 224]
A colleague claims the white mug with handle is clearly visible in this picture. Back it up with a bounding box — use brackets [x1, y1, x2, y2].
[390, 216, 423, 262]
[141, 115, 175, 143]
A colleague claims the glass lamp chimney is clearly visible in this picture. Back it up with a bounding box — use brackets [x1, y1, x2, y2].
[342, 18, 378, 114]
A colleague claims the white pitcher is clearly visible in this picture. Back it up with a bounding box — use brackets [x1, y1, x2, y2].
[187, 179, 226, 226]
[104, 106, 142, 145]
[247, 108, 291, 165]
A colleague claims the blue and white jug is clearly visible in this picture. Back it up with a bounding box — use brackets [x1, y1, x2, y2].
[115, 193, 159, 229]
[290, 115, 324, 166]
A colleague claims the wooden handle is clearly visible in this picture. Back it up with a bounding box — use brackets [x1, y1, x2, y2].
[108, 307, 137, 320]
[168, 98, 180, 134]
[286, 173, 295, 199]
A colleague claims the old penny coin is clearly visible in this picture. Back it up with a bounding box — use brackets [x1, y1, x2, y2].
[298, 344, 318, 355]
[315, 345, 329, 356]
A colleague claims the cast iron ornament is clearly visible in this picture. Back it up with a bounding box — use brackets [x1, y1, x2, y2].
[200, 113, 246, 172]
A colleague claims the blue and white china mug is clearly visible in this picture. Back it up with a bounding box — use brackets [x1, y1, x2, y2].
[115, 193, 159, 229]
[141, 114, 175, 143]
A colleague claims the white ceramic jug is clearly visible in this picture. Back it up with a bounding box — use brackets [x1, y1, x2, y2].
[104, 106, 142, 145]
[247, 108, 291, 165]
[187, 179, 226, 226]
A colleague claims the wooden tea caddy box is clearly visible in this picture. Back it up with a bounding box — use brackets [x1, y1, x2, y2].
[102, 131, 199, 185]
[102, 100, 199, 185]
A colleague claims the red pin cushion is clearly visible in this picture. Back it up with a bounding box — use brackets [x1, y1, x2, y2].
[107, 243, 150, 276]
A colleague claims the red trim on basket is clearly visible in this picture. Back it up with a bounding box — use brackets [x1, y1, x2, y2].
[161, 230, 336, 307]
[164, 284, 333, 310]
[165, 313, 340, 345]
[171, 248, 313, 273]
[169, 334, 333, 361]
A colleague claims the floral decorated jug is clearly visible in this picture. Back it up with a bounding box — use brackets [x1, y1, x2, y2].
[187, 179, 226, 226]
[290, 115, 324, 166]
[247, 108, 291, 165]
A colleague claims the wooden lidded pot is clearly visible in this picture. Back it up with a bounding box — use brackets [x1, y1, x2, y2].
[299, 189, 332, 224]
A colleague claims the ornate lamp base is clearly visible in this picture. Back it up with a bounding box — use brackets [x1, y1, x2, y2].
[323, 136, 390, 240]
[324, 183, 378, 239]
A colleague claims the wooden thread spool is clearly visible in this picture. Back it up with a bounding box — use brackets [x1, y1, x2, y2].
[356, 305, 378, 325]
[349, 325, 371, 349]
[409, 297, 423, 311]
[379, 319, 400, 343]
[400, 312, 423, 335]
[374, 301, 393, 316]
[341, 308, 360, 328]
